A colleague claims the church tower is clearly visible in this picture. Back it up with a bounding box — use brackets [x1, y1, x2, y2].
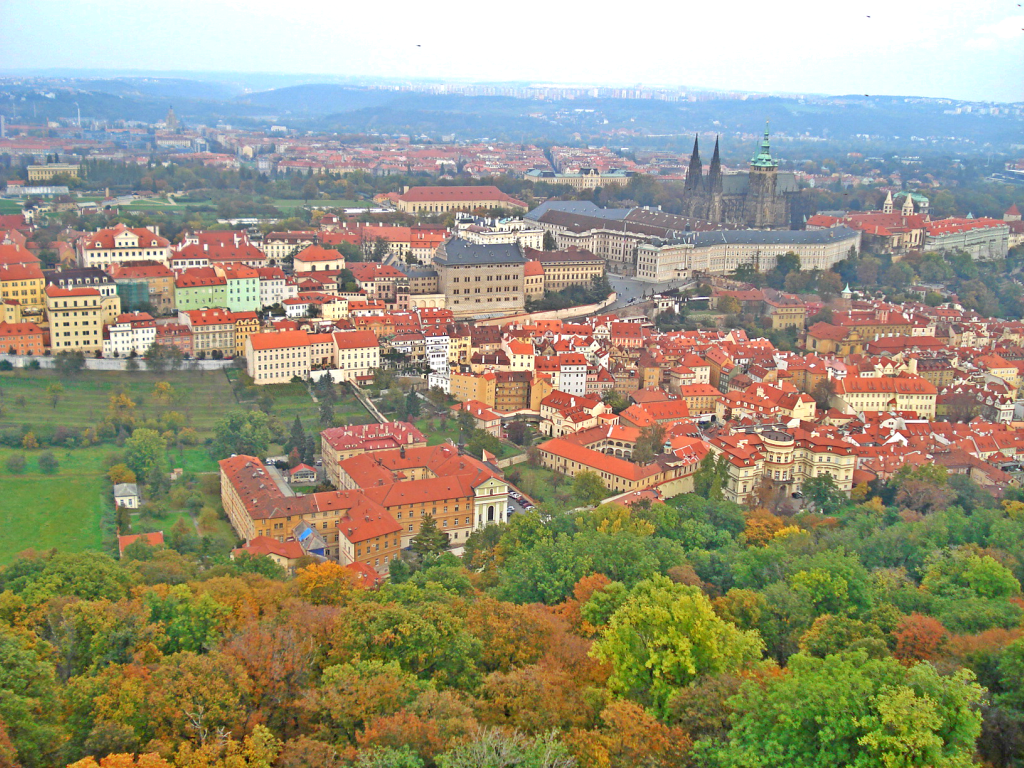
[747, 122, 779, 228]
[707, 136, 723, 223]
[882, 191, 893, 214]
[685, 135, 703, 192]
[165, 105, 179, 131]
[901, 195, 915, 216]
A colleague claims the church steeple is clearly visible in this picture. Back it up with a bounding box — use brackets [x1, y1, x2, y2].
[685, 135, 703, 191]
[708, 136, 722, 190]
[750, 121, 777, 169]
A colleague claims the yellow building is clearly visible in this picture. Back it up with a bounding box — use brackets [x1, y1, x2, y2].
[0, 264, 46, 313]
[450, 370, 496, 406]
[709, 428, 858, 505]
[232, 311, 261, 356]
[45, 285, 104, 353]
[396, 186, 527, 215]
[27, 163, 80, 181]
[832, 375, 938, 420]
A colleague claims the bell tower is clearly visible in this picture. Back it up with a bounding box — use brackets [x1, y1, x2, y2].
[747, 122, 779, 228]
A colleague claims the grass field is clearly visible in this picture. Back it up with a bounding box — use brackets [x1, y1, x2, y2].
[272, 198, 369, 211]
[0, 200, 23, 214]
[505, 464, 574, 507]
[0, 368, 236, 438]
[0, 446, 111, 563]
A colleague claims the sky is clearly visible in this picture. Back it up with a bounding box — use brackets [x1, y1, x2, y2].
[1, 0, 1022, 102]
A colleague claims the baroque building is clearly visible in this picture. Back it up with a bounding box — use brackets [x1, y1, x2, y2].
[680, 125, 797, 229]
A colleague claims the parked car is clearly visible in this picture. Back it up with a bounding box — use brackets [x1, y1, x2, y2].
[791, 491, 804, 499]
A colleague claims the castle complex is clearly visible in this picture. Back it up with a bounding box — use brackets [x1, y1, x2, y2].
[680, 125, 798, 229]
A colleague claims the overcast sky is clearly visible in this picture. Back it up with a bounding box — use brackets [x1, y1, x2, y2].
[1, 0, 1022, 102]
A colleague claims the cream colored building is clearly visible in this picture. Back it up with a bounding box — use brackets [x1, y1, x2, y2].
[433, 238, 526, 318]
[524, 168, 631, 190]
[709, 428, 857, 505]
[247, 330, 336, 384]
[79, 224, 172, 269]
[831, 374, 938, 420]
[27, 163, 80, 181]
[45, 285, 104, 353]
[635, 227, 862, 282]
[396, 186, 527, 215]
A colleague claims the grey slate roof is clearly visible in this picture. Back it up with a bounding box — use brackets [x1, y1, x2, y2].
[113, 483, 139, 497]
[435, 238, 526, 266]
[685, 227, 860, 247]
[525, 200, 631, 221]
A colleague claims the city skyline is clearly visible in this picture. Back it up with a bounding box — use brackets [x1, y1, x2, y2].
[1, 0, 1021, 103]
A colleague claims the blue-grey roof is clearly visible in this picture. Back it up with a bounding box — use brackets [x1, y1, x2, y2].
[435, 238, 526, 266]
[525, 200, 631, 221]
[684, 227, 860, 247]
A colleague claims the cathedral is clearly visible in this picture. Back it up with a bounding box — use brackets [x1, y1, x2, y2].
[680, 125, 798, 229]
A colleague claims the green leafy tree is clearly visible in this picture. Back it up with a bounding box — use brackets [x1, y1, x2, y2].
[572, 470, 608, 506]
[212, 410, 272, 458]
[632, 423, 667, 466]
[46, 382, 64, 410]
[591, 575, 763, 715]
[802, 473, 844, 514]
[410, 514, 449, 563]
[405, 390, 421, 419]
[0, 628, 65, 768]
[53, 350, 86, 378]
[124, 428, 167, 479]
[705, 652, 984, 768]
[496, 535, 593, 605]
[693, 451, 729, 501]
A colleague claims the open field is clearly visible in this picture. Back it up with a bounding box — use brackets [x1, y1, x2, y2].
[271, 198, 369, 211]
[0, 367, 237, 438]
[505, 464, 574, 507]
[0, 200, 23, 214]
[0, 446, 111, 563]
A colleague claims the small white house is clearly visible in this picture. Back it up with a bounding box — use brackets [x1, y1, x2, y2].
[113, 483, 140, 508]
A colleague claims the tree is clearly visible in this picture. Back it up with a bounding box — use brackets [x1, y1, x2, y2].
[632, 422, 667, 466]
[811, 377, 837, 410]
[294, 561, 359, 605]
[405, 390, 421, 419]
[706, 652, 984, 768]
[5, 453, 25, 474]
[693, 451, 729, 501]
[37, 451, 59, 474]
[107, 464, 136, 485]
[572, 471, 608, 506]
[718, 296, 742, 315]
[46, 382, 64, 410]
[319, 399, 334, 428]
[437, 728, 575, 768]
[54, 350, 86, 378]
[542, 231, 558, 251]
[124, 428, 167, 479]
[410, 514, 449, 563]
[212, 410, 272, 458]
[802, 472, 844, 514]
[591, 575, 763, 715]
[21, 432, 38, 450]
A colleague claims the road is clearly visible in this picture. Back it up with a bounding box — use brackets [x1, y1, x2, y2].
[607, 274, 694, 310]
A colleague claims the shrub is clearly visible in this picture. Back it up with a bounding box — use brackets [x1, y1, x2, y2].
[5, 453, 26, 474]
[37, 451, 59, 474]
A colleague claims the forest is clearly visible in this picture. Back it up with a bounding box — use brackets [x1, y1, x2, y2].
[4, 459, 1024, 767]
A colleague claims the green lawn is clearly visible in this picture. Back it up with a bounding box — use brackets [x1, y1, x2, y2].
[0, 368, 236, 439]
[414, 416, 460, 446]
[271, 198, 369, 211]
[505, 464, 574, 507]
[0, 199, 23, 214]
[0, 446, 111, 563]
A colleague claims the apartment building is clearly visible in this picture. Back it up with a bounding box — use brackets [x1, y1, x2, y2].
[78, 223, 172, 268]
[433, 238, 527, 318]
[102, 312, 157, 358]
[0, 263, 45, 312]
[523, 246, 606, 292]
[321, 422, 428, 486]
[109, 261, 176, 314]
[179, 308, 237, 357]
[396, 185, 527, 215]
[45, 285, 104, 353]
[246, 329, 335, 384]
[831, 374, 938, 420]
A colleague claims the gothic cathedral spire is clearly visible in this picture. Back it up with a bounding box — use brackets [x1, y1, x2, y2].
[685, 135, 703, 191]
